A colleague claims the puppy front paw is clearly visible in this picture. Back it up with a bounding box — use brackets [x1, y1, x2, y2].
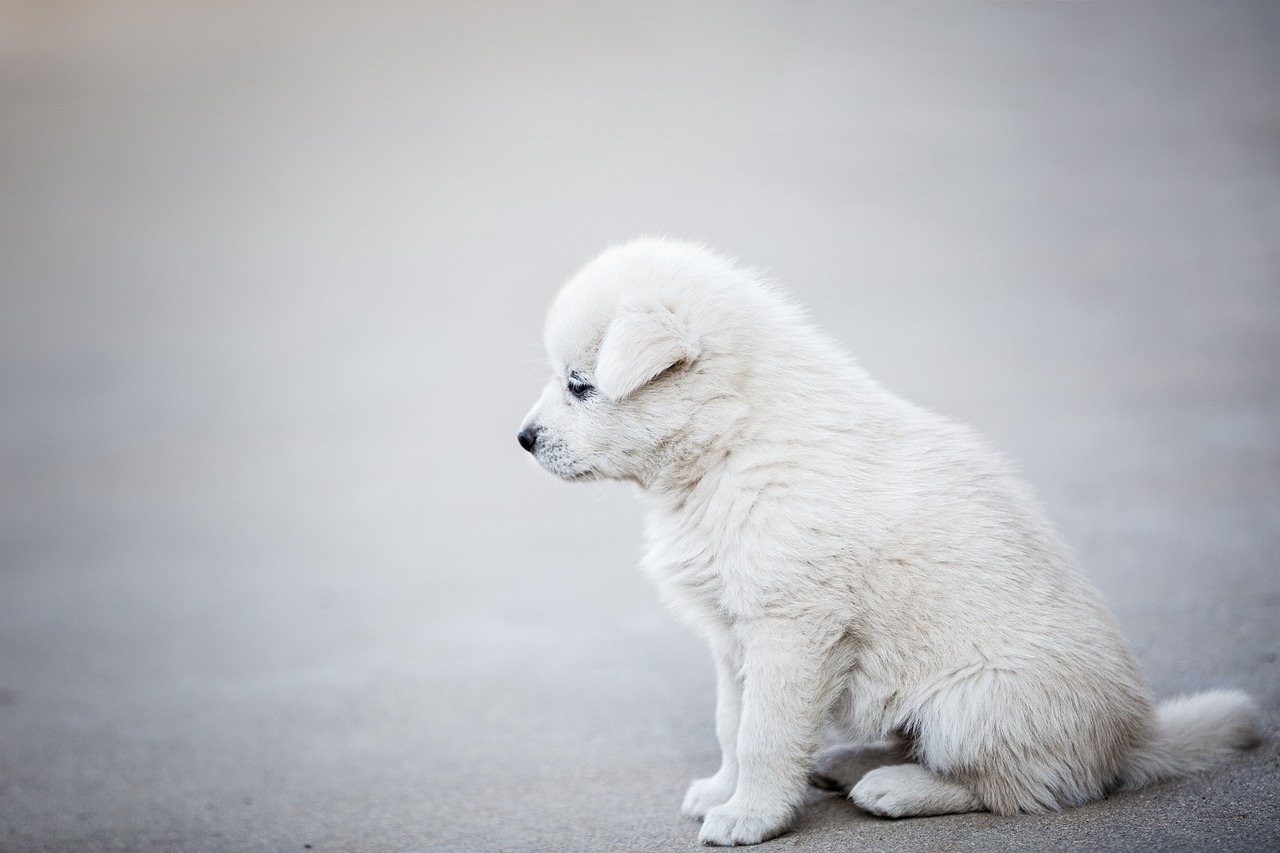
[698, 801, 793, 846]
[682, 772, 736, 819]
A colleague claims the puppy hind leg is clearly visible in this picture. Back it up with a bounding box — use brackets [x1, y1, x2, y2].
[850, 764, 983, 818]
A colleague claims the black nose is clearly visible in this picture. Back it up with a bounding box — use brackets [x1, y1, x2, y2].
[517, 424, 540, 453]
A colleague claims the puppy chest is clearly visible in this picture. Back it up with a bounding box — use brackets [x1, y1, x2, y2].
[640, 484, 835, 617]
[641, 527, 792, 624]
[640, 537, 726, 616]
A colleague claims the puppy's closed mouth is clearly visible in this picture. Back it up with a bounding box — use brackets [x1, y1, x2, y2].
[534, 453, 597, 482]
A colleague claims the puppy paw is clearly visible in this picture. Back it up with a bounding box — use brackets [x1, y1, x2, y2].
[698, 801, 793, 846]
[682, 772, 736, 819]
[850, 767, 914, 818]
[850, 764, 981, 818]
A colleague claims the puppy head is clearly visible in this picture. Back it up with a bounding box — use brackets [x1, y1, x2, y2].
[519, 240, 723, 486]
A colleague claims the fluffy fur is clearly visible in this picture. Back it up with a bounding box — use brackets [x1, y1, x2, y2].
[518, 239, 1259, 846]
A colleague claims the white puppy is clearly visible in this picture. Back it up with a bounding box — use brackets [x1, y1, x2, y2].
[518, 239, 1259, 846]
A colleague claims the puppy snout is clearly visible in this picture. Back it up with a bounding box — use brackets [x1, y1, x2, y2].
[517, 424, 540, 453]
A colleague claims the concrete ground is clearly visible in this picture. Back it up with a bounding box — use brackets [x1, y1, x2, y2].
[2, 2, 1278, 851]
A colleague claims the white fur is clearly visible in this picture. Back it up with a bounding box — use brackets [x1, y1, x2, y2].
[519, 239, 1260, 846]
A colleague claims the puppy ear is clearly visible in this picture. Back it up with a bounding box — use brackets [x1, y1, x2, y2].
[595, 301, 698, 400]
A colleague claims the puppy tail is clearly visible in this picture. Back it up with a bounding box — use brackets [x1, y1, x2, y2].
[1117, 689, 1261, 790]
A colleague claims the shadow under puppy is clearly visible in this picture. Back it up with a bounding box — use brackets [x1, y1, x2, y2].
[518, 239, 1259, 847]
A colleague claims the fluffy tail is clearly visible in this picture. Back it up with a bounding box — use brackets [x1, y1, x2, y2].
[1118, 689, 1261, 790]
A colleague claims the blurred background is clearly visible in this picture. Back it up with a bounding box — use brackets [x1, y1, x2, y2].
[1, 2, 1277, 851]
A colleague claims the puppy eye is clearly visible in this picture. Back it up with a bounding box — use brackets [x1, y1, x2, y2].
[567, 374, 595, 401]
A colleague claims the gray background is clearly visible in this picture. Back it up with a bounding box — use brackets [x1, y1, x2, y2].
[1, 2, 1277, 851]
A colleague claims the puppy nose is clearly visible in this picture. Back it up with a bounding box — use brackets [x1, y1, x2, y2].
[517, 424, 540, 453]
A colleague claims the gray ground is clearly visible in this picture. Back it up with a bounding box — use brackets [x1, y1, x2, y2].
[2, 2, 1278, 852]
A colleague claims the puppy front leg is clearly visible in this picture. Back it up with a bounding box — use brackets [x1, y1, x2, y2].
[682, 634, 742, 818]
[699, 620, 832, 846]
